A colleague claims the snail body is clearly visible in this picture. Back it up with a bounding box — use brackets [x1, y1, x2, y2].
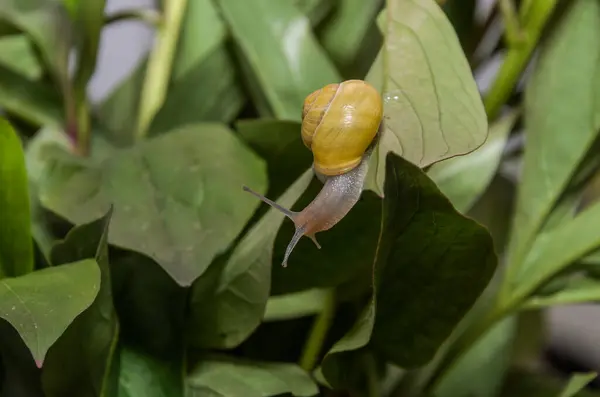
[243, 80, 383, 267]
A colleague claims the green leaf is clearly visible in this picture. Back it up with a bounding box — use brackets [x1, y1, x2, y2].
[70, 0, 106, 91]
[428, 109, 517, 213]
[0, 258, 100, 366]
[323, 153, 496, 380]
[432, 316, 517, 397]
[186, 355, 318, 397]
[0, 0, 73, 98]
[42, 210, 119, 397]
[506, 0, 600, 272]
[559, 373, 597, 397]
[118, 346, 183, 397]
[294, 0, 335, 26]
[264, 288, 327, 322]
[188, 169, 313, 348]
[237, 119, 312, 202]
[524, 278, 600, 309]
[501, 369, 600, 397]
[512, 200, 600, 302]
[36, 123, 267, 286]
[0, 65, 63, 127]
[319, 0, 383, 72]
[216, 0, 341, 120]
[365, 0, 488, 193]
[0, 34, 42, 80]
[149, 0, 245, 135]
[0, 118, 33, 277]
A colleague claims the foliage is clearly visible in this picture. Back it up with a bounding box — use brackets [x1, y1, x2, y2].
[0, 0, 599, 396]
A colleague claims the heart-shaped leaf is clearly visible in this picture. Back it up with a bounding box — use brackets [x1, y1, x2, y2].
[0, 258, 100, 366]
[0, 118, 33, 277]
[36, 123, 267, 286]
[365, 0, 488, 194]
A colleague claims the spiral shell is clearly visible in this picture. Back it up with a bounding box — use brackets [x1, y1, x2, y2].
[301, 79, 383, 176]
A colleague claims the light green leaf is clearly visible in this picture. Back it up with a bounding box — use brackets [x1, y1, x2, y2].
[319, 0, 383, 71]
[365, 0, 488, 193]
[294, 0, 335, 26]
[432, 316, 517, 397]
[559, 373, 597, 397]
[525, 278, 600, 309]
[506, 0, 600, 273]
[36, 124, 267, 286]
[188, 169, 313, 348]
[0, 34, 42, 80]
[0, 259, 100, 366]
[186, 355, 318, 397]
[513, 199, 600, 302]
[118, 347, 183, 397]
[264, 288, 327, 322]
[216, 0, 341, 120]
[428, 109, 517, 213]
[0, 118, 33, 277]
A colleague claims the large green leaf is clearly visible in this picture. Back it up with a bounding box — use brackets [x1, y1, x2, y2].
[0, 34, 42, 80]
[42, 210, 119, 397]
[0, 118, 33, 277]
[36, 124, 267, 286]
[365, 0, 488, 194]
[506, 0, 600, 273]
[216, 0, 341, 120]
[323, 153, 496, 381]
[559, 374, 598, 397]
[118, 347, 183, 397]
[0, 259, 100, 366]
[186, 355, 318, 397]
[428, 109, 517, 213]
[188, 169, 313, 348]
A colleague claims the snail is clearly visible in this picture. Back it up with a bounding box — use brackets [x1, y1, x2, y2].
[243, 79, 383, 267]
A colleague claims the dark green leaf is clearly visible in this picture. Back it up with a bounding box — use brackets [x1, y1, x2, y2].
[188, 170, 313, 348]
[186, 355, 318, 397]
[506, 0, 600, 273]
[365, 0, 488, 193]
[216, 0, 341, 120]
[0, 118, 33, 277]
[0, 34, 42, 80]
[432, 316, 517, 397]
[42, 210, 119, 397]
[0, 65, 63, 127]
[428, 109, 517, 213]
[0, 258, 100, 366]
[36, 123, 267, 286]
[324, 153, 496, 379]
[118, 346, 183, 397]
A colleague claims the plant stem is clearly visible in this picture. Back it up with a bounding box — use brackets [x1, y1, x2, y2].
[498, 0, 523, 46]
[483, 0, 558, 120]
[364, 351, 380, 397]
[135, 0, 187, 140]
[299, 290, 336, 372]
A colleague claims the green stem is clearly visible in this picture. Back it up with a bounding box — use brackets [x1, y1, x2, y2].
[483, 0, 558, 121]
[364, 351, 380, 397]
[135, 0, 187, 140]
[299, 290, 336, 372]
[498, 0, 523, 46]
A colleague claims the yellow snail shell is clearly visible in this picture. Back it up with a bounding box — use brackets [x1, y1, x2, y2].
[243, 80, 383, 267]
